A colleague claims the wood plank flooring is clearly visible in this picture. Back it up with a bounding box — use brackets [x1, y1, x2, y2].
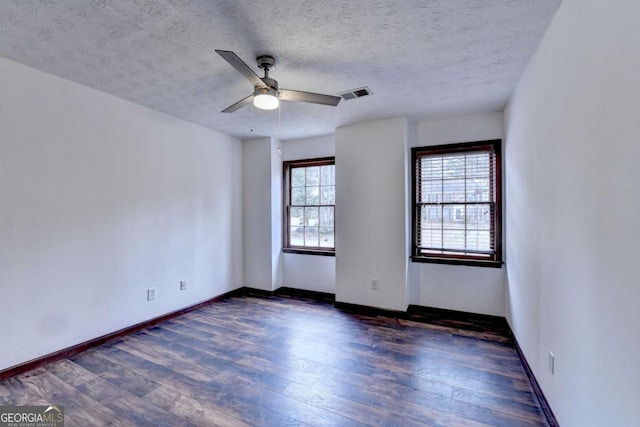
[0, 294, 549, 426]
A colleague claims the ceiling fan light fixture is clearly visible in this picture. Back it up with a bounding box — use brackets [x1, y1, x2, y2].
[253, 87, 279, 110]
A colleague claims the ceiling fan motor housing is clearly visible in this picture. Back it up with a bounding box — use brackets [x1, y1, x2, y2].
[257, 55, 276, 70]
[257, 55, 278, 89]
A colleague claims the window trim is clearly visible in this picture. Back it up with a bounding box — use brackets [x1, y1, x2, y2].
[411, 140, 503, 268]
[282, 156, 336, 256]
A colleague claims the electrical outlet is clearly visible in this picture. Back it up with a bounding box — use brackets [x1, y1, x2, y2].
[371, 279, 379, 291]
[180, 280, 187, 291]
[147, 288, 156, 301]
[548, 351, 555, 375]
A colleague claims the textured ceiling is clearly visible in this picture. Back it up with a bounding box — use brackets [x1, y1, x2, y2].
[0, 0, 560, 140]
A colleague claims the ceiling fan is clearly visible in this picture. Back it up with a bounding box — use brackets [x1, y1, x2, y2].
[216, 49, 341, 113]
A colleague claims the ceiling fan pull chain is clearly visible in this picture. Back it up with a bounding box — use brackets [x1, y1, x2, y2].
[250, 103, 254, 133]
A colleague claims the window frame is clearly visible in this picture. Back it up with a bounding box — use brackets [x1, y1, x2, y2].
[411, 140, 503, 268]
[282, 157, 336, 256]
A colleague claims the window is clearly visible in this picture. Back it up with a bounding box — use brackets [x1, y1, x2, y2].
[412, 140, 502, 267]
[283, 157, 335, 255]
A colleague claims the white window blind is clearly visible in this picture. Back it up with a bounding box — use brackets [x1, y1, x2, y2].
[414, 141, 500, 262]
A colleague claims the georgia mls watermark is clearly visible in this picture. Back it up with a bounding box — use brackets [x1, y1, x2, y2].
[0, 406, 64, 427]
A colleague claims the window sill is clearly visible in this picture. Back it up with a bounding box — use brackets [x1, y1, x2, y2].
[411, 256, 503, 268]
[283, 248, 335, 257]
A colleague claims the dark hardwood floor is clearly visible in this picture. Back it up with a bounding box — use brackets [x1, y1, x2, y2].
[0, 293, 549, 426]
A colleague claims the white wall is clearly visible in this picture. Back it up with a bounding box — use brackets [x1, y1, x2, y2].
[409, 113, 505, 316]
[335, 118, 409, 311]
[0, 57, 243, 371]
[242, 137, 282, 291]
[282, 135, 334, 162]
[270, 139, 283, 289]
[505, 0, 640, 425]
[281, 135, 336, 294]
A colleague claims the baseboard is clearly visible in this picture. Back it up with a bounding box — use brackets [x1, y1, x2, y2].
[335, 302, 511, 334]
[241, 287, 276, 297]
[408, 304, 505, 323]
[407, 304, 510, 333]
[335, 301, 408, 318]
[242, 286, 335, 303]
[0, 287, 243, 381]
[275, 287, 335, 302]
[509, 328, 560, 427]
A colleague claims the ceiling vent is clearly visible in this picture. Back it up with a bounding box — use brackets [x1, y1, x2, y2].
[338, 86, 372, 101]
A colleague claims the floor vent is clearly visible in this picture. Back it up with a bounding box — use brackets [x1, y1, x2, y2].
[338, 86, 372, 100]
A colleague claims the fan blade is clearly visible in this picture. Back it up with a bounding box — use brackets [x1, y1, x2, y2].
[216, 50, 267, 89]
[221, 94, 253, 113]
[278, 89, 341, 106]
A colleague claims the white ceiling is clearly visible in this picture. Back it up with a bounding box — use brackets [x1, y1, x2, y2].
[0, 0, 560, 141]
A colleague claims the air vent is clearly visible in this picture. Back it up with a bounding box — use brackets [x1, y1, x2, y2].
[338, 86, 372, 101]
